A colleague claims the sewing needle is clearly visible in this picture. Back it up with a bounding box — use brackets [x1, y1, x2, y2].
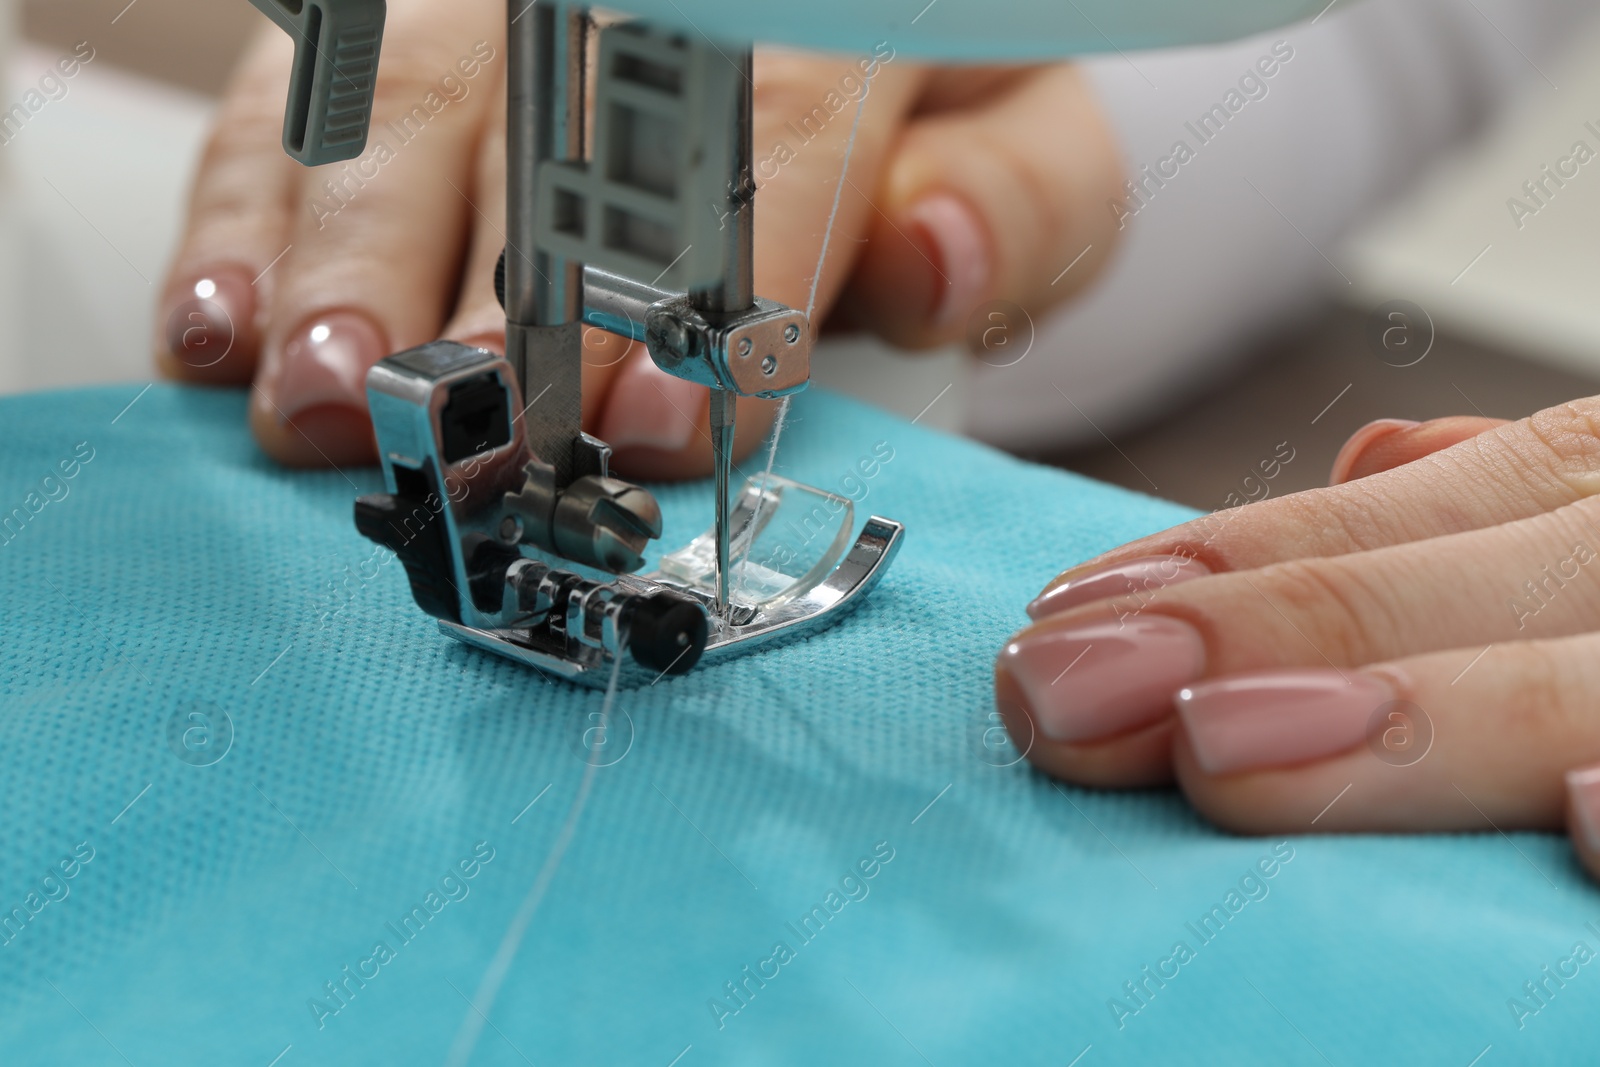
[709, 387, 736, 616]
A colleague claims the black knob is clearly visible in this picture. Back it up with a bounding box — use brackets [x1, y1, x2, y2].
[626, 593, 709, 676]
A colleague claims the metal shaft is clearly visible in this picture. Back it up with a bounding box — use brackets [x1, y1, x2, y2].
[693, 49, 754, 616]
[581, 266, 666, 342]
[506, 1, 587, 486]
[690, 50, 754, 316]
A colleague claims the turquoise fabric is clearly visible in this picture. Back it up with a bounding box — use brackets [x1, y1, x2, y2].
[2, 383, 1597, 1065]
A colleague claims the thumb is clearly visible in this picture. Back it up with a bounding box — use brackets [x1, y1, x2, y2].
[833, 63, 1124, 349]
[597, 50, 928, 479]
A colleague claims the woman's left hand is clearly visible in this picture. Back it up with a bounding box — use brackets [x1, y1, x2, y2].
[996, 398, 1600, 881]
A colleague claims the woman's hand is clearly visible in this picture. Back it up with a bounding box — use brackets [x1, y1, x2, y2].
[997, 399, 1600, 882]
[156, 0, 1123, 475]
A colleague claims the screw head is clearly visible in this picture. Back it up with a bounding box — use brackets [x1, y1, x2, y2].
[760, 355, 777, 375]
[737, 337, 753, 357]
[784, 323, 801, 344]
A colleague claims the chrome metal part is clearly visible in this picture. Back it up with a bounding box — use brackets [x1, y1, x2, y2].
[645, 295, 810, 398]
[690, 45, 755, 619]
[580, 266, 662, 341]
[580, 268, 811, 398]
[442, 516, 904, 687]
[365, 342, 660, 582]
[506, 3, 587, 486]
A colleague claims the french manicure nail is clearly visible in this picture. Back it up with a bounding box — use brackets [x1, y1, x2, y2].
[269, 311, 387, 422]
[163, 266, 256, 370]
[1176, 669, 1394, 775]
[999, 615, 1205, 744]
[599, 356, 703, 453]
[1567, 765, 1600, 854]
[1328, 418, 1419, 485]
[1028, 554, 1212, 620]
[906, 192, 990, 330]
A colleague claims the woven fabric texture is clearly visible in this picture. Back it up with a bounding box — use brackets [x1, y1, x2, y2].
[1, 383, 1596, 1065]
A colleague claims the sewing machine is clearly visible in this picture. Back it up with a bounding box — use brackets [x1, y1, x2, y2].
[243, 0, 910, 686]
[243, 0, 1326, 686]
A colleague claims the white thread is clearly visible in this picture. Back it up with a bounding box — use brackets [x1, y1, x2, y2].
[444, 635, 627, 1067]
[732, 68, 876, 605]
[450, 53, 880, 1062]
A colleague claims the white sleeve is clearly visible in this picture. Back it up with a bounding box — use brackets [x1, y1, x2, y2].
[965, 0, 1598, 452]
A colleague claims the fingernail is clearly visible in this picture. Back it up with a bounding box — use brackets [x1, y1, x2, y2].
[1176, 669, 1394, 775]
[268, 311, 387, 422]
[998, 615, 1205, 744]
[906, 192, 990, 330]
[599, 356, 703, 453]
[1328, 418, 1419, 485]
[1028, 555, 1212, 620]
[1567, 765, 1600, 854]
[163, 266, 256, 370]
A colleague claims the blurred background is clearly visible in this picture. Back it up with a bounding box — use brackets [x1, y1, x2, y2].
[5, 0, 1600, 509]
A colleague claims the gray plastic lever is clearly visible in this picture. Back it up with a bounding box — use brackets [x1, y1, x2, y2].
[248, 0, 386, 166]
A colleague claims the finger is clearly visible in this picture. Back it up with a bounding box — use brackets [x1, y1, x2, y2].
[155, 29, 301, 385]
[438, 57, 508, 355]
[594, 52, 928, 479]
[1329, 416, 1508, 484]
[1168, 629, 1600, 836]
[750, 53, 928, 319]
[1034, 397, 1600, 603]
[832, 63, 1123, 348]
[1567, 764, 1600, 883]
[995, 667, 1177, 788]
[1028, 415, 1507, 620]
[1002, 494, 1600, 784]
[251, 5, 503, 467]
